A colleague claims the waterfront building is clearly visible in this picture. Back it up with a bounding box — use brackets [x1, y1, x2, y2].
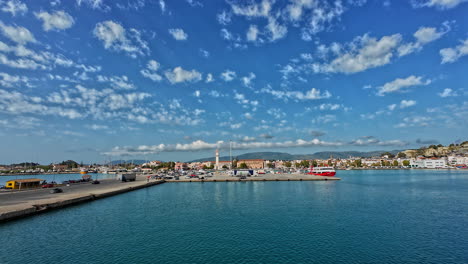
[174, 162, 188, 171]
[53, 164, 68, 172]
[238, 159, 265, 169]
[410, 158, 447, 168]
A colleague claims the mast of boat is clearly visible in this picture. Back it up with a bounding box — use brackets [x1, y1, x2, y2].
[229, 140, 232, 169]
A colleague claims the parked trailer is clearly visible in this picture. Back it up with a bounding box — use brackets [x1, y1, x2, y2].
[116, 173, 136, 182]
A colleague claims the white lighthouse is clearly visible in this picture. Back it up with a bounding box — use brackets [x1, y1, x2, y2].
[215, 149, 220, 170]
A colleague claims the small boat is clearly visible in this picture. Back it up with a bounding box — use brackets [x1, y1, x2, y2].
[80, 168, 88, 174]
[307, 166, 336, 177]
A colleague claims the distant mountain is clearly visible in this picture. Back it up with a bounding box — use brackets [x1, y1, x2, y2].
[109, 160, 148, 165]
[187, 150, 402, 162]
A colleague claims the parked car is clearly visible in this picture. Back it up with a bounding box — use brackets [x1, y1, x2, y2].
[42, 183, 55, 188]
[91, 180, 100, 184]
[50, 188, 63, 194]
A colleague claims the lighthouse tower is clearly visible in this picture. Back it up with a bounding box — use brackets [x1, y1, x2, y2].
[215, 149, 220, 170]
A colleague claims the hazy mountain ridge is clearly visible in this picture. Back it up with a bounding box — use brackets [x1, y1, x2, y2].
[188, 150, 402, 162]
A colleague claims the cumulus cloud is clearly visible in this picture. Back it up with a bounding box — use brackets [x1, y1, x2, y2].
[93, 20, 149, 57]
[0, 72, 31, 87]
[205, 73, 214, 83]
[260, 86, 332, 101]
[1, 0, 27, 16]
[168, 28, 188, 40]
[220, 70, 236, 82]
[140, 60, 162, 82]
[440, 39, 468, 64]
[35, 10, 74, 31]
[377, 75, 431, 96]
[103, 137, 408, 156]
[241, 72, 256, 87]
[246, 24, 259, 42]
[398, 23, 450, 56]
[312, 33, 401, 74]
[400, 100, 417, 108]
[312, 24, 448, 74]
[76, 0, 110, 11]
[97, 75, 135, 90]
[165, 66, 202, 84]
[438, 88, 458, 97]
[217, 10, 232, 25]
[0, 20, 36, 44]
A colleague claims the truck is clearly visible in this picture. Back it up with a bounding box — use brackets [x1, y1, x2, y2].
[116, 173, 136, 182]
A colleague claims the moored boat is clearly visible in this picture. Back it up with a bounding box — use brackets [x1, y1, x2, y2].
[307, 167, 336, 177]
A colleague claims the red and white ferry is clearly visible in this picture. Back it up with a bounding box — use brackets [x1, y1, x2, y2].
[307, 166, 336, 177]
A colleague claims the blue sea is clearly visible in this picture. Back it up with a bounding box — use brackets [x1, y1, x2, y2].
[1, 170, 467, 264]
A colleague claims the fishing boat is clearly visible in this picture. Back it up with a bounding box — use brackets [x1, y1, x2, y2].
[80, 168, 88, 174]
[307, 166, 336, 177]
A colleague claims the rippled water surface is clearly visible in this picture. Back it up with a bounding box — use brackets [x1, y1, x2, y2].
[1, 170, 467, 264]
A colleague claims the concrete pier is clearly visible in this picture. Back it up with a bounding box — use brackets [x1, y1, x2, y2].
[0, 176, 165, 223]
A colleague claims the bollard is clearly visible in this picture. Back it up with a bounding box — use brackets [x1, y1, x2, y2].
[300, 179, 303, 181]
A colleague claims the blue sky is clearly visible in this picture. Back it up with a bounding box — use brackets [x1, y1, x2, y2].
[0, 0, 467, 164]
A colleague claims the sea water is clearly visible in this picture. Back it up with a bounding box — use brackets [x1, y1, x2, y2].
[0, 170, 467, 264]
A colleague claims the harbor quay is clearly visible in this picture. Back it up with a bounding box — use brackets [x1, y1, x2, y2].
[0, 173, 338, 223]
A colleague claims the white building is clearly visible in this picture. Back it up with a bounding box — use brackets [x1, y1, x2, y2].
[447, 156, 468, 166]
[410, 158, 447, 168]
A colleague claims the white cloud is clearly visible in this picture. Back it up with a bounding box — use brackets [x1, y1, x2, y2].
[377, 75, 431, 96]
[438, 88, 458, 97]
[266, 16, 287, 41]
[440, 39, 468, 64]
[398, 24, 450, 56]
[97, 75, 135, 90]
[0, 54, 45, 70]
[1, 0, 27, 16]
[35, 10, 74, 31]
[0, 72, 31, 87]
[220, 70, 236, 82]
[217, 10, 231, 25]
[387, 104, 397, 111]
[76, 0, 110, 11]
[165, 66, 202, 84]
[199, 48, 209, 58]
[0, 21, 36, 44]
[412, 0, 468, 9]
[140, 60, 162, 82]
[159, 0, 166, 12]
[230, 0, 272, 18]
[93, 20, 149, 57]
[260, 86, 332, 101]
[168, 28, 188, 41]
[312, 33, 402, 74]
[400, 100, 417, 108]
[267, 108, 286, 119]
[246, 25, 259, 42]
[206, 73, 214, 83]
[88, 124, 109, 130]
[241, 72, 256, 87]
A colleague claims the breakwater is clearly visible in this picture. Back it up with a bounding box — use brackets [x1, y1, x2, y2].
[0, 179, 165, 223]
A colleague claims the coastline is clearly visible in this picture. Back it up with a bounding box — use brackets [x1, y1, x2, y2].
[1, 167, 464, 177]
